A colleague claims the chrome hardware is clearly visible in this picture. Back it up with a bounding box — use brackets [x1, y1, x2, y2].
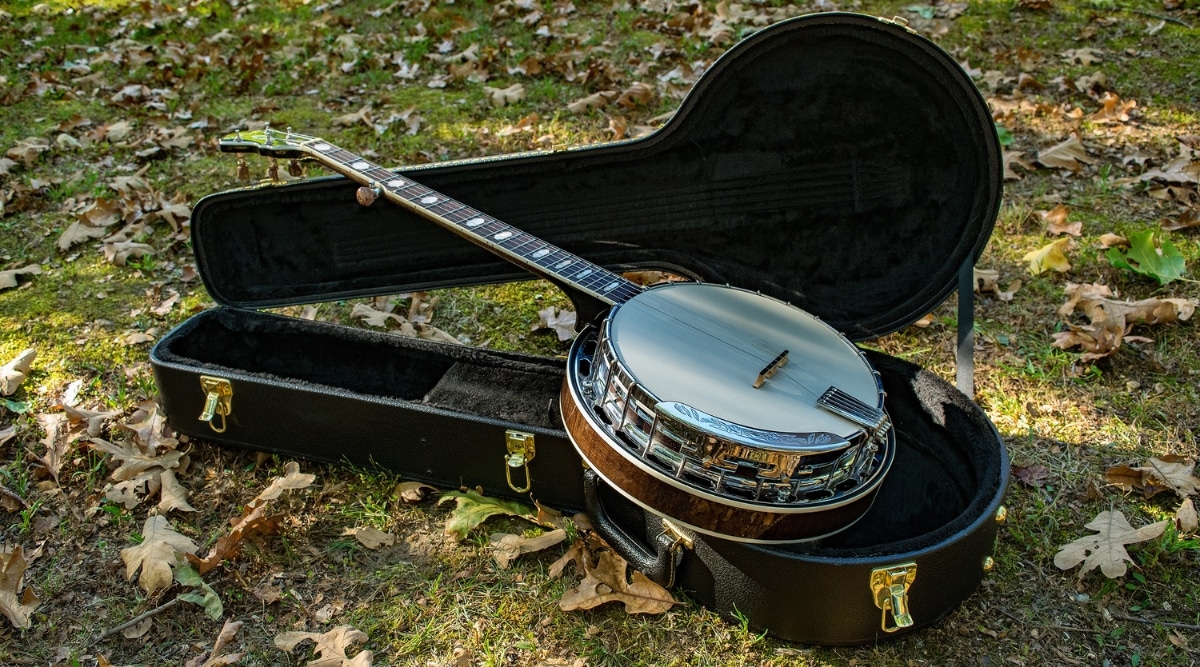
[817, 386, 888, 438]
[504, 430, 536, 493]
[871, 562, 916, 633]
[198, 376, 233, 433]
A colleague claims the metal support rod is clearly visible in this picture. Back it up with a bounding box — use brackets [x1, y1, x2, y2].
[956, 259, 975, 397]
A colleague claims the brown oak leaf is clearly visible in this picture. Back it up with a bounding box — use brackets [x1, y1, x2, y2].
[0, 348, 36, 395]
[275, 625, 373, 666]
[121, 515, 199, 594]
[553, 536, 675, 614]
[0, 265, 43, 292]
[1054, 510, 1167, 578]
[490, 529, 567, 568]
[1037, 135, 1094, 172]
[0, 546, 41, 629]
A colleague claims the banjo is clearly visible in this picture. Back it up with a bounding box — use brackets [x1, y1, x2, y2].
[219, 127, 894, 543]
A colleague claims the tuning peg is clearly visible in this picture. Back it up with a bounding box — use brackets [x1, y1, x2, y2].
[236, 156, 250, 181]
[267, 158, 280, 182]
[356, 184, 382, 207]
[287, 159, 304, 177]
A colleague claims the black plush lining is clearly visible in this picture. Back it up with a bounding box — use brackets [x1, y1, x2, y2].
[779, 351, 1004, 557]
[154, 308, 566, 430]
[192, 14, 1000, 341]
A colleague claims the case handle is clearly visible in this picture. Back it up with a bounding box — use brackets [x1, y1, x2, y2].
[582, 469, 688, 588]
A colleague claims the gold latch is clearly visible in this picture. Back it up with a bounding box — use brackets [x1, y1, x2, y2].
[870, 562, 916, 633]
[198, 376, 233, 433]
[504, 430, 536, 493]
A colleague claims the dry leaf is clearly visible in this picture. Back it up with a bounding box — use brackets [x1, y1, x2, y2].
[0, 264, 43, 292]
[185, 619, 245, 667]
[158, 468, 197, 513]
[973, 268, 999, 293]
[483, 83, 526, 107]
[393, 481, 436, 503]
[1037, 136, 1094, 172]
[1161, 208, 1200, 231]
[1053, 510, 1167, 578]
[1098, 233, 1129, 249]
[566, 90, 617, 113]
[1, 348, 36, 396]
[35, 412, 71, 483]
[344, 527, 395, 550]
[103, 240, 155, 266]
[1177, 498, 1198, 534]
[350, 303, 408, 329]
[1119, 456, 1200, 498]
[615, 82, 654, 109]
[275, 625, 373, 667]
[1022, 238, 1072, 275]
[490, 529, 567, 568]
[1090, 92, 1136, 124]
[532, 306, 577, 341]
[1012, 463, 1049, 487]
[63, 403, 118, 437]
[189, 462, 312, 574]
[58, 221, 109, 251]
[0, 546, 41, 629]
[1052, 283, 1194, 361]
[120, 515, 199, 594]
[557, 542, 676, 614]
[1039, 204, 1081, 236]
[1002, 149, 1034, 181]
[90, 438, 183, 481]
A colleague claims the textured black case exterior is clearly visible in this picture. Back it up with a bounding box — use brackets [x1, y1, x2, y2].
[151, 13, 1007, 645]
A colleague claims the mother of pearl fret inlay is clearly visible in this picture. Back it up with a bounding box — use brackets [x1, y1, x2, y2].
[494, 231, 513, 241]
[420, 196, 439, 204]
[555, 259, 573, 269]
[577, 269, 593, 278]
[314, 143, 332, 151]
[466, 217, 486, 227]
[532, 248, 550, 259]
[387, 180, 405, 188]
[352, 161, 370, 170]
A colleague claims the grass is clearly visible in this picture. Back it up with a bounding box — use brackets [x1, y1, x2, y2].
[2, 0, 1200, 665]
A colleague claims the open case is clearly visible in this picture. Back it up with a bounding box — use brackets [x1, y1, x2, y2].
[151, 12, 1008, 645]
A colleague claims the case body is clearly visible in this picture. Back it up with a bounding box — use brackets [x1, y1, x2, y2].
[152, 13, 1007, 645]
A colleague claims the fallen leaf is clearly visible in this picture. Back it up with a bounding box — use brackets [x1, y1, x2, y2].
[393, 481, 436, 503]
[1106, 230, 1187, 285]
[350, 303, 409, 330]
[254, 461, 315, 502]
[1062, 47, 1103, 66]
[566, 90, 617, 113]
[1123, 456, 1200, 498]
[1090, 92, 1136, 124]
[63, 403, 118, 437]
[175, 561, 224, 621]
[121, 515, 199, 594]
[1161, 208, 1200, 231]
[490, 529, 568, 568]
[1, 348, 36, 396]
[482, 83, 526, 107]
[1177, 498, 1198, 534]
[35, 412, 71, 483]
[0, 546, 41, 629]
[158, 468, 197, 513]
[556, 539, 675, 614]
[1098, 233, 1129, 249]
[275, 625, 373, 667]
[1037, 136, 1094, 172]
[0, 265, 43, 292]
[5, 137, 51, 165]
[439, 489, 536, 541]
[1053, 510, 1167, 578]
[1052, 282, 1195, 361]
[58, 221, 109, 251]
[973, 268, 999, 293]
[103, 241, 155, 266]
[185, 619, 244, 667]
[532, 306, 577, 341]
[1039, 204, 1081, 236]
[333, 105, 373, 128]
[90, 438, 183, 481]
[345, 527, 395, 550]
[1022, 238, 1072, 275]
[1012, 464, 1048, 487]
[1002, 150, 1034, 180]
[615, 82, 654, 109]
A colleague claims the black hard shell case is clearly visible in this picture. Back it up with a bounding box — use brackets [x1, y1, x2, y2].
[151, 13, 1008, 645]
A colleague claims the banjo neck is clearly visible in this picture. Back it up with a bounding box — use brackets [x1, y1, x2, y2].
[221, 128, 644, 307]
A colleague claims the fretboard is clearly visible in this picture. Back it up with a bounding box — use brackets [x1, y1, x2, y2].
[302, 137, 643, 306]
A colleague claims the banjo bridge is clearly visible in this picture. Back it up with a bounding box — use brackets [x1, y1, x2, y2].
[753, 349, 790, 388]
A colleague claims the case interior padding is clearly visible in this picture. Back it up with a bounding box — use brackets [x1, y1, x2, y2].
[154, 308, 565, 432]
[192, 13, 1000, 341]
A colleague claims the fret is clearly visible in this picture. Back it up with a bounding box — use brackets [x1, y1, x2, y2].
[286, 131, 642, 305]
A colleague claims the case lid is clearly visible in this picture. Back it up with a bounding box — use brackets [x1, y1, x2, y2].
[192, 12, 1001, 341]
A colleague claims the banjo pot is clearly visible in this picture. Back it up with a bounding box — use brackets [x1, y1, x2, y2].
[561, 282, 894, 543]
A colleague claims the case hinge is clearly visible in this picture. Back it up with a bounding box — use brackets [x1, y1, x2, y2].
[870, 562, 916, 633]
[198, 376, 233, 433]
[504, 430, 536, 493]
